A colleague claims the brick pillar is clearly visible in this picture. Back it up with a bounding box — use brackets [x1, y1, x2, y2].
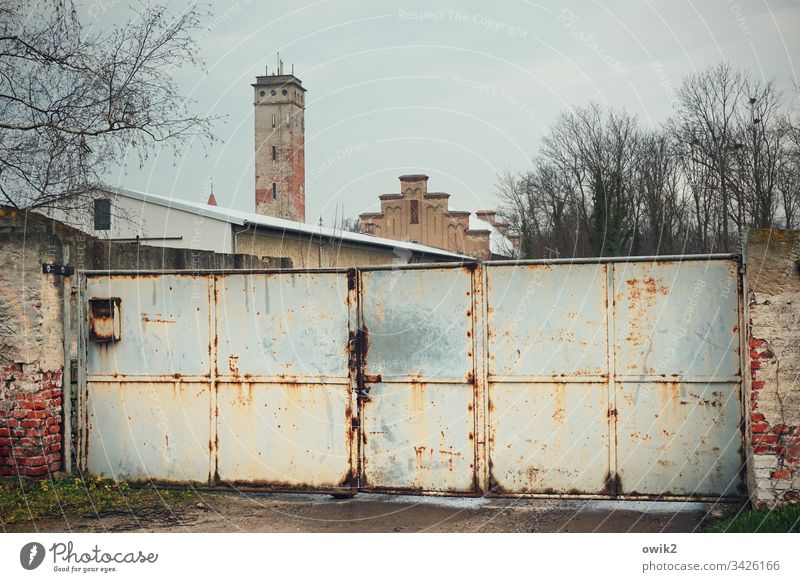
[745, 229, 800, 507]
[0, 363, 63, 477]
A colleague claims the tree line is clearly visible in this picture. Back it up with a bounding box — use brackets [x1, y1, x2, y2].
[497, 62, 800, 258]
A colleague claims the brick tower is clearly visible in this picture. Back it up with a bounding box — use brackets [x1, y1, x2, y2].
[253, 62, 305, 221]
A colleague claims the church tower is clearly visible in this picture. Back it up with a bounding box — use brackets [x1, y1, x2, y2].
[253, 61, 305, 222]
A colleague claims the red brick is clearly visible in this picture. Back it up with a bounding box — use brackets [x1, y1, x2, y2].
[0, 437, 10, 447]
[26, 410, 47, 420]
[19, 419, 41, 429]
[16, 437, 39, 447]
[25, 465, 50, 477]
[753, 434, 779, 445]
[17, 455, 45, 466]
[749, 338, 766, 348]
[787, 446, 800, 457]
[751, 422, 770, 433]
[6, 419, 18, 428]
[752, 445, 772, 454]
[0, 466, 12, 476]
[12, 410, 26, 420]
[771, 469, 792, 479]
[751, 412, 766, 422]
[48, 425, 60, 434]
[772, 446, 788, 456]
[773, 424, 792, 434]
[751, 381, 765, 390]
[46, 416, 59, 426]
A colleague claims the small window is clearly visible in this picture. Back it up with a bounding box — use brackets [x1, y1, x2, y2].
[282, 89, 288, 96]
[272, 183, 277, 199]
[94, 198, 111, 230]
[271, 113, 276, 128]
[410, 200, 419, 224]
[259, 90, 265, 97]
[272, 146, 277, 161]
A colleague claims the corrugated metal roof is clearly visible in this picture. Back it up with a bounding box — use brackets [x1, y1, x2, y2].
[99, 185, 472, 260]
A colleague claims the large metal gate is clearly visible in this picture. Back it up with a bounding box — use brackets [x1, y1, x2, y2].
[78, 256, 745, 500]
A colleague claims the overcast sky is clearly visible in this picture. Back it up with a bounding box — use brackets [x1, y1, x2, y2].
[89, 0, 800, 226]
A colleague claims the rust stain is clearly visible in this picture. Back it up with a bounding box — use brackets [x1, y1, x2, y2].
[141, 314, 178, 324]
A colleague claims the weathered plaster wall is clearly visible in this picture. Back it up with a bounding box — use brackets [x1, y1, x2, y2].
[746, 228, 800, 507]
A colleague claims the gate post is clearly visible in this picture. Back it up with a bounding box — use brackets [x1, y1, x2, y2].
[472, 263, 490, 495]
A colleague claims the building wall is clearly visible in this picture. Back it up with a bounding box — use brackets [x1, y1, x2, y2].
[253, 75, 305, 222]
[360, 175, 492, 260]
[746, 228, 800, 507]
[45, 191, 234, 254]
[236, 230, 407, 269]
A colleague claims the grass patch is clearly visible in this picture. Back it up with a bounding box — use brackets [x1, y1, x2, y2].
[0, 475, 200, 528]
[710, 503, 800, 533]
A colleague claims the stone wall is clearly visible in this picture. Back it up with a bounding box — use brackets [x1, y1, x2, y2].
[746, 229, 800, 507]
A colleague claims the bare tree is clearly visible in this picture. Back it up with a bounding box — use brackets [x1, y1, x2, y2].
[0, 0, 217, 211]
[672, 62, 744, 251]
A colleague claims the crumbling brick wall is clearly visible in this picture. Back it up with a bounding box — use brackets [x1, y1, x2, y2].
[746, 229, 800, 507]
[0, 209, 67, 477]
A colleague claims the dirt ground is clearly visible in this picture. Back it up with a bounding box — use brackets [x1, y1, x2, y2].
[9, 490, 732, 533]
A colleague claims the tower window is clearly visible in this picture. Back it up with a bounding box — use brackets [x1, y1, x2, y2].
[272, 183, 277, 199]
[272, 146, 277, 161]
[271, 113, 276, 128]
[94, 198, 111, 230]
[410, 200, 419, 224]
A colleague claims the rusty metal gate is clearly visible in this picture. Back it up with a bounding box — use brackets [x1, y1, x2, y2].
[77, 255, 744, 500]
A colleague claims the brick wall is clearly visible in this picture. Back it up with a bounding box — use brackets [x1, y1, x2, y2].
[746, 229, 800, 507]
[0, 364, 63, 477]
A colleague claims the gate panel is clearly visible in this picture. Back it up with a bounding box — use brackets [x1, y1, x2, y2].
[612, 261, 743, 496]
[214, 272, 356, 490]
[486, 263, 612, 494]
[86, 381, 211, 483]
[359, 266, 478, 493]
[83, 274, 213, 483]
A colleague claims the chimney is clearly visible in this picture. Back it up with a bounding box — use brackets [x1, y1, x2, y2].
[207, 193, 218, 206]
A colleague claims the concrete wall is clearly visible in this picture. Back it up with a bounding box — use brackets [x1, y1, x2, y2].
[0, 206, 269, 477]
[746, 229, 800, 507]
[236, 229, 408, 269]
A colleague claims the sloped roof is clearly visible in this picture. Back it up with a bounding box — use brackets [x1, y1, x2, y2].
[99, 185, 471, 260]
